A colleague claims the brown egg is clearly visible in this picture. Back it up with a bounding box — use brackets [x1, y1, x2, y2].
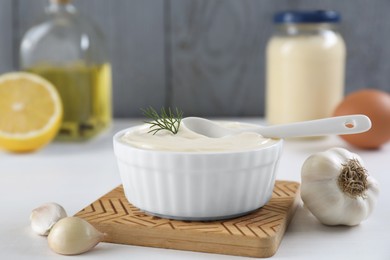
[333, 88, 390, 149]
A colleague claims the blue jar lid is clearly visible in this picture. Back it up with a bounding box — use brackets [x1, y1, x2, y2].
[274, 10, 341, 23]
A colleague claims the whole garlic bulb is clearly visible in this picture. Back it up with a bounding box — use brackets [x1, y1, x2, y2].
[48, 217, 105, 255]
[301, 147, 379, 226]
[30, 202, 67, 235]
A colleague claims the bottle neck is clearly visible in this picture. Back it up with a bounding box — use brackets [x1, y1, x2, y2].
[276, 23, 338, 36]
[46, 0, 77, 15]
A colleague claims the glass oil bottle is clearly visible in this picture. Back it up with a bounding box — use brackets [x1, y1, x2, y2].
[20, 0, 112, 141]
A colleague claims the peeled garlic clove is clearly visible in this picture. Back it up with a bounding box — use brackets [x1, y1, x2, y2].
[48, 217, 105, 255]
[30, 202, 67, 236]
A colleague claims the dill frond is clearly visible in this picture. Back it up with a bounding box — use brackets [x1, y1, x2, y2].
[141, 107, 183, 135]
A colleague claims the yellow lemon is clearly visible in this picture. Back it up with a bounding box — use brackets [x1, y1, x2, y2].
[0, 72, 62, 152]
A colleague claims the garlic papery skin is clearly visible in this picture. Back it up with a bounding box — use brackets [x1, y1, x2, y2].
[48, 217, 105, 255]
[30, 202, 67, 236]
[301, 147, 379, 226]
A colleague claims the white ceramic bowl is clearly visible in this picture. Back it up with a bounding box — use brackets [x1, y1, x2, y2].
[113, 124, 283, 221]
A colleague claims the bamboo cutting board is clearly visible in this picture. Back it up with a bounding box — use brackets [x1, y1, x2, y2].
[75, 181, 300, 258]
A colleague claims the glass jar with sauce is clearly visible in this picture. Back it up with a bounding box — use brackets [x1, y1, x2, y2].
[266, 10, 346, 125]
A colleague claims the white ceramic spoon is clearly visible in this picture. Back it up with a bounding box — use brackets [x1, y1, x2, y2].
[182, 115, 371, 138]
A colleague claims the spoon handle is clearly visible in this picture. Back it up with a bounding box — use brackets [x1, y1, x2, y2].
[258, 115, 371, 138]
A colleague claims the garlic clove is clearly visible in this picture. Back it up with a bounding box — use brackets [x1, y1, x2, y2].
[30, 202, 67, 236]
[48, 217, 105, 255]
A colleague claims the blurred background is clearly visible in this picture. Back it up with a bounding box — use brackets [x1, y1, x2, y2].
[1, 0, 389, 118]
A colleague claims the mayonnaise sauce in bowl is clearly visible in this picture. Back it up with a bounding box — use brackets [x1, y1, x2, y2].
[120, 121, 279, 152]
[113, 119, 283, 221]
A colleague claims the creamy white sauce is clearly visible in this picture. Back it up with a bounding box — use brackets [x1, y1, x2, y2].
[266, 26, 345, 124]
[120, 121, 279, 152]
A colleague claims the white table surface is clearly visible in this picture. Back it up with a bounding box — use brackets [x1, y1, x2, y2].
[1, 118, 389, 260]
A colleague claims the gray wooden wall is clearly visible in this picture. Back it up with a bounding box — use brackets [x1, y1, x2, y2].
[1, 0, 390, 118]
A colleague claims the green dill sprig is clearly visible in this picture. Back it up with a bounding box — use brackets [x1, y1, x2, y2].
[141, 106, 183, 135]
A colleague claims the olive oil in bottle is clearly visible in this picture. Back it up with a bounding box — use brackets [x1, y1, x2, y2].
[20, 0, 112, 141]
[26, 63, 112, 140]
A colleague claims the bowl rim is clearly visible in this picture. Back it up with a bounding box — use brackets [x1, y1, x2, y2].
[113, 123, 283, 156]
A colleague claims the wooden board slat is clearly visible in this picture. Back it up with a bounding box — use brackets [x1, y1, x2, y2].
[75, 180, 300, 258]
[169, 0, 267, 117]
